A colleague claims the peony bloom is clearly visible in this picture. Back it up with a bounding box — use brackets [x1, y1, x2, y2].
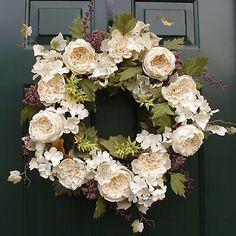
[131, 152, 171, 185]
[172, 125, 204, 157]
[162, 75, 198, 108]
[143, 47, 176, 81]
[50, 33, 67, 51]
[96, 162, 133, 202]
[29, 108, 65, 143]
[53, 158, 88, 190]
[8, 170, 22, 184]
[63, 39, 96, 75]
[37, 74, 66, 105]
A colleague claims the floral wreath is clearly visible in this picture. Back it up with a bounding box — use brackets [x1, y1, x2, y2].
[9, 11, 236, 234]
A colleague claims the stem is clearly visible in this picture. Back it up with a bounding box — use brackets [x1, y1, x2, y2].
[208, 120, 236, 126]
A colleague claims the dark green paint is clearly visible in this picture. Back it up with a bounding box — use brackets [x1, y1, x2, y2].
[0, 0, 235, 236]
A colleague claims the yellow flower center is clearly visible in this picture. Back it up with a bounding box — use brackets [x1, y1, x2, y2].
[151, 54, 170, 68]
[70, 47, 92, 65]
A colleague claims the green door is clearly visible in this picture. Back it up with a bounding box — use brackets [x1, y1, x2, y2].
[1, 0, 235, 235]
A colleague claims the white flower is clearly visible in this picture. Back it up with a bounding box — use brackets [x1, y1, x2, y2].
[37, 74, 66, 105]
[205, 125, 227, 136]
[131, 220, 144, 233]
[86, 150, 112, 171]
[59, 100, 89, 118]
[44, 147, 63, 166]
[63, 117, 80, 134]
[32, 58, 69, 82]
[126, 74, 153, 98]
[50, 33, 67, 51]
[33, 45, 48, 56]
[97, 162, 134, 202]
[162, 75, 198, 108]
[20, 24, 32, 38]
[101, 29, 132, 63]
[136, 130, 165, 153]
[8, 171, 22, 184]
[172, 125, 204, 157]
[29, 158, 38, 170]
[143, 47, 176, 81]
[131, 152, 171, 185]
[37, 158, 53, 180]
[29, 108, 65, 143]
[53, 158, 88, 190]
[90, 53, 118, 80]
[63, 39, 96, 75]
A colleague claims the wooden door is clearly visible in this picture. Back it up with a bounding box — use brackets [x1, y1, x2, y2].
[0, 0, 235, 235]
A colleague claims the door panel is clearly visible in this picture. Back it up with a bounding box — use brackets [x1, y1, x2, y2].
[0, 0, 235, 236]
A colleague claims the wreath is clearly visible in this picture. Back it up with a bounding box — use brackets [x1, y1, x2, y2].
[9, 12, 236, 233]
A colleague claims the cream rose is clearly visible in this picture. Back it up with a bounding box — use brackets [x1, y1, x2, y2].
[172, 125, 204, 157]
[97, 164, 133, 202]
[37, 74, 65, 105]
[29, 108, 65, 143]
[162, 75, 197, 108]
[131, 152, 171, 184]
[63, 39, 96, 75]
[142, 47, 176, 81]
[53, 158, 88, 190]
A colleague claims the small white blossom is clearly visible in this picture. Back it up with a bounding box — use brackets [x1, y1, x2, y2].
[8, 171, 22, 184]
[59, 100, 89, 118]
[205, 125, 227, 136]
[136, 130, 165, 153]
[64, 117, 80, 134]
[131, 220, 144, 233]
[32, 58, 69, 82]
[20, 24, 32, 38]
[86, 150, 112, 171]
[50, 33, 67, 51]
[44, 147, 63, 166]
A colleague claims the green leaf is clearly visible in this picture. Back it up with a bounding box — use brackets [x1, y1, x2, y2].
[151, 102, 174, 120]
[151, 103, 174, 130]
[119, 66, 143, 81]
[180, 57, 208, 77]
[170, 172, 187, 198]
[112, 13, 137, 35]
[93, 197, 106, 219]
[85, 126, 98, 140]
[52, 181, 80, 197]
[20, 106, 38, 125]
[163, 37, 184, 50]
[78, 79, 96, 102]
[100, 135, 127, 158]
[68, 16, 84, 39]
[149, 87, 162, 100]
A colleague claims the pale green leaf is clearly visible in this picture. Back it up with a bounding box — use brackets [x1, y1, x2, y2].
[151, 103, 174, 130]
[170, 172, 187, 198]
[151, 102, 174, 119]
[163, 37, 184, 50]
[100, 135, 127, 158]
[119, 66, 143, 81]
[93, 197, 106, 219]
[20, 106, 38, 125]
[113, 13, 137, 35]
[180, 57, 208, 77]
[68, 16, 84, 39]
[78, 79, 96, 102]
